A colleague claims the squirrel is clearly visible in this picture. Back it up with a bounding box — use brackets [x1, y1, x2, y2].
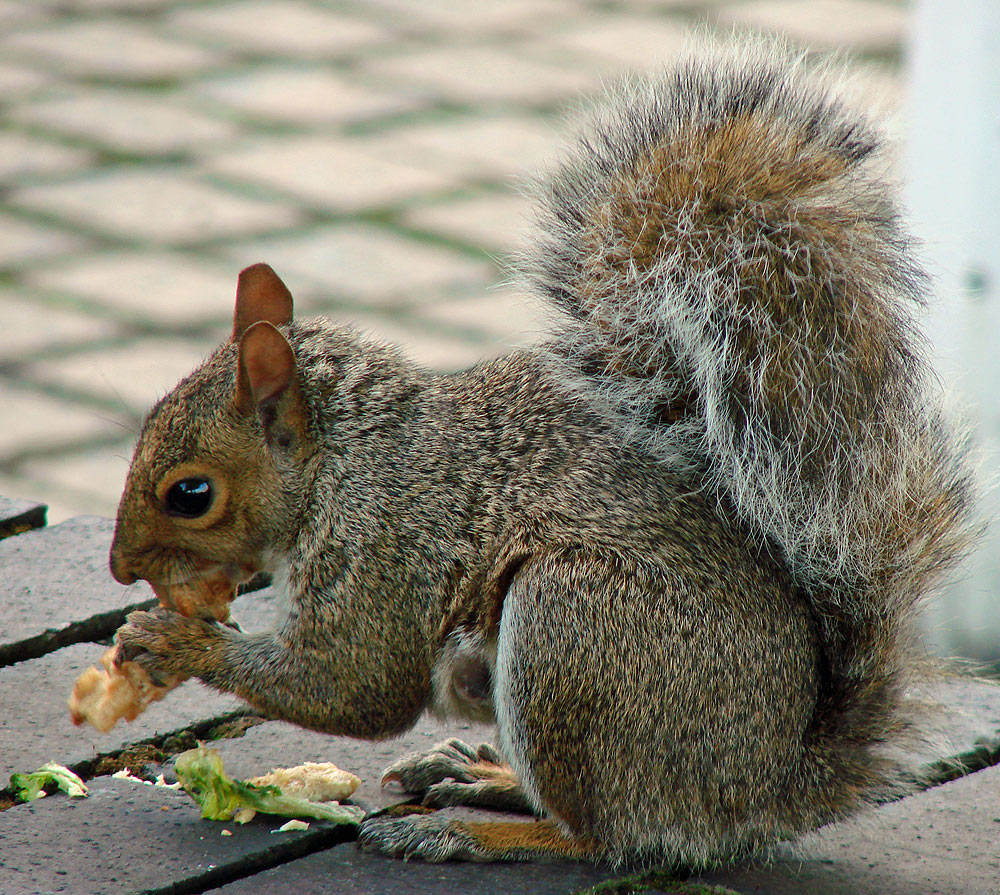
[108, 39, 976, 868]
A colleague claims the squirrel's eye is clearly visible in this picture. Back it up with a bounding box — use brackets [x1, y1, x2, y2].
[164, 478, 213, 518]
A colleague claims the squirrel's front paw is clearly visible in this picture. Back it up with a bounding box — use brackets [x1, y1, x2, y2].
[116, 607, 223, 681]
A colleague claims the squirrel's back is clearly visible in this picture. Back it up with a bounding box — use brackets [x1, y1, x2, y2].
[523, 39, 977, 811]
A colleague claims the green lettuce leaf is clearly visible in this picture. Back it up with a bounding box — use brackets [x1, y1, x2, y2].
[173, 745, 364, 825]
[11, 763, 88, 802]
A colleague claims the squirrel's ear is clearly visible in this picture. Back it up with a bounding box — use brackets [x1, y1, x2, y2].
[232, 263, 293, 342]
[235, 323, 306, 447]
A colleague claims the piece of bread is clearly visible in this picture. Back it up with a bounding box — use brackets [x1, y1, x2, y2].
[69, 579, 235, 732]
[248, 762, 361, 801]
[68, 646, 186, 733]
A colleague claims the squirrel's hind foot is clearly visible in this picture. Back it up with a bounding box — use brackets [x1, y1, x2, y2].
[381, 737, 533, 814]
[358, 815, 590, 863]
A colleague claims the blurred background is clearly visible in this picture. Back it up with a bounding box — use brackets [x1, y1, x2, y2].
[1, 0, 997, 661]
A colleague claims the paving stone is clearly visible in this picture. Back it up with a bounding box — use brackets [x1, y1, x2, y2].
[0, 0, 43, 24]
[0, 290, 118, 363]
[384, 114, 566, 182]
[0, 494, 46, 538]
[0, 774, 343, 895]
[0, 131, 93, 183]
[191, 65, 420, 126]
[0, 210, 91, 267]
[57, 0, 175, 8]
[0, 472, 92, 528]
[19, 447, 134, 524]
[0, 384, 118, 460]
[0, 559, 279, 780]
[10, 86, 242, 155]
[24, 336, 219, 415]
[10, 168, 304, 245]
[362, 0, 582, 36]
[202, 135, 459, 212]
[547, 14, 689, 72]
[416, 285, 549, 347]
[0, 515, 152, 663]
[222, 223, 493, 310]
[399, 190, 534, 256]
[699, 762, 1000, 895]
[24, 250, 240, 326]
[330, 313, 497, 372]
[362, 45, 599, 106]
[2, 19, 222, 81]
[168, 0, 389, 59]
[0, 508, 279, 665]
[10, 477, 119, 527]
[715, 0, 907, 51]
[919, 676, 1000, 762]
[0, 642, 244, 784]
[209, 839, 622, 895]
[200, 714, 493, 814]
[0, 61, 51, 95]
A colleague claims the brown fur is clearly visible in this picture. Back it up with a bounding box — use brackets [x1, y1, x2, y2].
[110, 41, 975, 869]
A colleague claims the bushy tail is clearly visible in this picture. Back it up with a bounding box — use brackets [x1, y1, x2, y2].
[525, 39, 977, 809]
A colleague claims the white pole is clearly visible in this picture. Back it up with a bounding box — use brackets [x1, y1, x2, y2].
[906, 0, 1000, 660]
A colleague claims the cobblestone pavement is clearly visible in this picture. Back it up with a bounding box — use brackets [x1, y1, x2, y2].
[0, 0, 909, 522]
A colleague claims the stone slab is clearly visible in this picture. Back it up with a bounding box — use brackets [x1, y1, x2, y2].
[190, 66, 418, 126]
[206, 843, 623, 895]
[193, 713, 495, 814]
[0, 289, 118, 364]
[0, 385, 120, 463]
[362, 45, 598, 106]
[11, 85, 241, 155]
[193, 714, 625, 895]
[24, 335, 219, 416]
[399, 190, 533, 256]
[167, 0, 388, 59]
[221, 223, 493, 310]
[0, 516, 154, 664]
[0, 584, 280, 783]
[10, 168, 303, 245]
[203, 135, 459, 213]
[699, 762, 1000, 895]
[20, 448, 135, 524]
[0, 210, 91, 266]
[0, 641, 243, 785]
[3, 19, 221, 81]
[714, 0, 906, 52]
[923, 676, 1000, 762]
[0, 774, 350, 895]
[0, 131, 93, 182]
[0, 495, 46, 539]
[416, 286, 548, 348]
[0, 513, 280, 662]
[385, 114, 566, 182]
[24, 249, 238, 326]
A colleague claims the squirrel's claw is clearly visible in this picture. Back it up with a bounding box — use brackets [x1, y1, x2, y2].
[114, 606, 223, 680]
[358, 814, 486, 862]
[380, 738, 533, 814]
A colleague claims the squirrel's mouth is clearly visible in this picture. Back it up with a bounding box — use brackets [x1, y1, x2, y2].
[148, 561, 256, 621]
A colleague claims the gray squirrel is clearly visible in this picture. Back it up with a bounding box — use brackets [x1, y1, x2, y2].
[108, 40, 975, 866]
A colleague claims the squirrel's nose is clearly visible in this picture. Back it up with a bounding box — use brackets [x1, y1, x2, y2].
[109, 545, 139, 586]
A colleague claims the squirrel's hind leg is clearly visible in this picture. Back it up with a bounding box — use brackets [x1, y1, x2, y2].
[381, 738, 534, 813]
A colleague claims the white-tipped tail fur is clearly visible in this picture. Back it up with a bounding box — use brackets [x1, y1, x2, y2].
[525, 38, 975, 606]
